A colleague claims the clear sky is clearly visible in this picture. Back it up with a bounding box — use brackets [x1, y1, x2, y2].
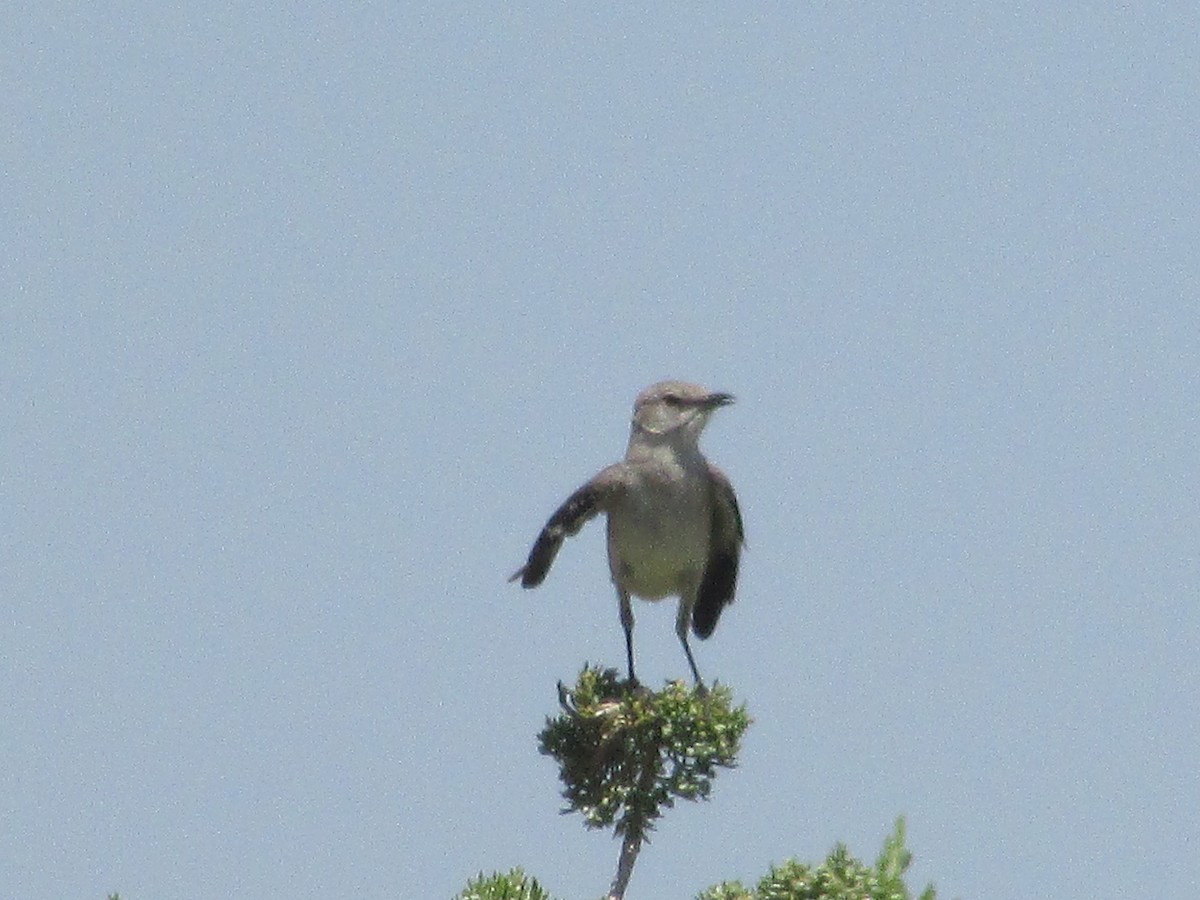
[3, 4, 1198, 899]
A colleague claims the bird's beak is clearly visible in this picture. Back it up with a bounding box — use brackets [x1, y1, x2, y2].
[703, 392, 735, 410]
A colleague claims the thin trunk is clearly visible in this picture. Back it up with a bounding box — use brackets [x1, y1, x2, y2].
[608, 740, 658, 899]
[607, 831, 642, 900]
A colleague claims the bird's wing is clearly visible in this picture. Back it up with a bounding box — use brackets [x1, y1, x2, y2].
[692, 463, 744, 639]
[510, 464, 627, 588]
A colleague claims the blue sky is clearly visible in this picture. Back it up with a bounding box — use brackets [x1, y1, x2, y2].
[3, 4, 1198, 899]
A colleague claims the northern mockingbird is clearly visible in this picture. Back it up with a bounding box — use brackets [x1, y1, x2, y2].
[510, 380, 744, 687]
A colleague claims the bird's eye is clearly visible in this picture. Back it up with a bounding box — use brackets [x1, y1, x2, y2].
[663, 394, 682, 407]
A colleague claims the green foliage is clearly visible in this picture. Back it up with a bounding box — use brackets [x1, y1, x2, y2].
[697, 818, 936, 900]
[462, 668, 940, 900]
[455, 867, 558, 900]
[537, 665, 751, 843]
[698, 884, 754, 900]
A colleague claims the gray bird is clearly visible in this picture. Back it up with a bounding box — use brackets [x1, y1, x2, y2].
[510, 380, 744, 687]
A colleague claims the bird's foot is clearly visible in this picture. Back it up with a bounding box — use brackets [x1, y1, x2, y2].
[623, 674, 649, 697]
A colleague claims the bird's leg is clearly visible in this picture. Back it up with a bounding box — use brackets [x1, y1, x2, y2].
[676, 600, 706, 692]
[618, 588, 638, 687]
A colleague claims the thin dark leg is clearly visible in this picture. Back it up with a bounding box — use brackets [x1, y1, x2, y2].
[679, 632, 703, 687]
[618, 589, 638, 685]
[676, 598, 705, 689]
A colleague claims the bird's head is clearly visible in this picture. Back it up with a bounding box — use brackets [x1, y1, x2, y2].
[630, 380, 734, 441]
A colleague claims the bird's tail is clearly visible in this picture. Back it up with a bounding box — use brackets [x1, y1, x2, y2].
[692, 551, 738, 639]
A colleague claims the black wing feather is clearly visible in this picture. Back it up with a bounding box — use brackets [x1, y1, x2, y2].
[510, 466, 623, 587]
[692, 464, 744, 639]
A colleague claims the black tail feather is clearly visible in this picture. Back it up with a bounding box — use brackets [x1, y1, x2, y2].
[692, 550, 738, 639]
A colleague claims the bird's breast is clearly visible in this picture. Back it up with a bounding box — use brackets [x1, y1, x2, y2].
[606, 476, 709, 600]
